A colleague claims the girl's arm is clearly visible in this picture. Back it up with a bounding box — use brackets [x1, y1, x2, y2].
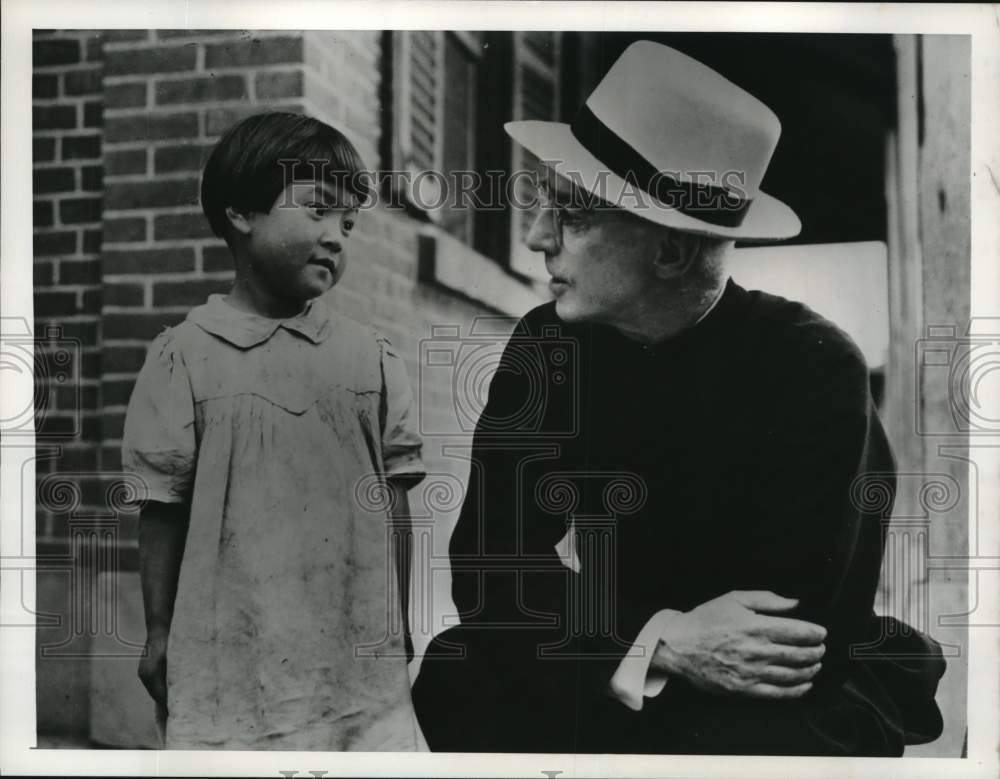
[137, 500, 190, 707]
[388, 477, 420, 659]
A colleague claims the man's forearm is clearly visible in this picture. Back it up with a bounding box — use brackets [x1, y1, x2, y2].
[138, 501, 190, 640]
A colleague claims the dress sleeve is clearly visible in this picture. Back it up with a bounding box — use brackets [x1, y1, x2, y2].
[121, 329, 196, 505]
[377, 335, 426, 483]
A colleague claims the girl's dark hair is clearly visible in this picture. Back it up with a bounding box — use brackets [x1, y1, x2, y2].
[200, 112, 372, 239]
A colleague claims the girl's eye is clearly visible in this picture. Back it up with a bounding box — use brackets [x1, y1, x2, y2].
[307, 203, 332, 216]
[343, 219, 355, 232]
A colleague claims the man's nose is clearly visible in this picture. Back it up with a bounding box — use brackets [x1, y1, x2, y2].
[525, 208, 559, 255]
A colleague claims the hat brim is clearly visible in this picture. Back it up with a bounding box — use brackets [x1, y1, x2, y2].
[505, 120, 801, 242]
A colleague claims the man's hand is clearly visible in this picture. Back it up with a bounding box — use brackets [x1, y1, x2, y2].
[138, 632, 168, 708]
[652, 590, 825, 700]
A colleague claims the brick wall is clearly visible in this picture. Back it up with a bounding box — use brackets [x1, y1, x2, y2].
[33, 30, 106, 527]
[32, 28, 109, 739]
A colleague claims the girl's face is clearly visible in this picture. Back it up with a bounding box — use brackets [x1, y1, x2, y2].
[239, 181, 359, 304]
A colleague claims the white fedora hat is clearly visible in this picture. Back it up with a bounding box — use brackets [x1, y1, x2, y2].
[505, 40, 801, 241]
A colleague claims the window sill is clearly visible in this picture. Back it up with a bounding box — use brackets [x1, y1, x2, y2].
[417, 227, 548, 317]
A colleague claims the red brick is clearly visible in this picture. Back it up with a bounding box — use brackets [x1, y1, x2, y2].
[60, 259, 101, 285]
[105, 81, 146, 108]
[33, 167, 76, 194]
[154, 143, 212, 174]
[104, 111, 198, 143]
[102, 30, 150, 43]
[102, 311, 186, 340]
[102, 344, 148, 374]
[33, 38, 81, 67]
[35, 290, 79, 317]
[103, 247, 195, 274]
[57, 384, 98, 411]
[104, 216, 146, 243]
[54, 320, 98, 343]
[205, 103, 303, 136]
[64, 69, 102, 96]
[62, 134, 101, 160]
[105, 148, 146, 176]
[82, 412, 103, 439]
[82, 289, 102, 312]
[81, 351, 102, 379]
[101, 378, 137, 407]
[34, 137, 57, 162]
[204, 36, 303, 69]
[35, 260, 55, 286]
[102, 411, 126, 440]
[100, 445, 123, 472]
[104, 177, 199, 211]
[83, 229, 102, 254]
[46, 444, 94, 482]
[153, 277, 231, 307]
[155, 74, 248, 105]
[105, 44, 197, 76]
[34, 231, 77, 256]
[85, 34, 104, 63]
[34, 200, 55, 227]
[52, 446, 100, 472]
[154, 212, 213, 240]
[103, 282, 144, 307]
[254, 70, 303, 99]
[83, 101, 103, 128]
[202, 244, 233, 271]
[82, 165, 103, 191]
[60, 197, 102, 224]
[36, 413, 79, 438]
[33, 73, 59, 98]
[33, 104, 77, 130]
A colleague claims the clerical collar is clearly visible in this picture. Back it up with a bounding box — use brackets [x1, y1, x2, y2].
[601, 276, 745, 358]
[692, 280, 727, 327]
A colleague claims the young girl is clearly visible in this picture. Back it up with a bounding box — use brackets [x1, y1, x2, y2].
[124, 113, 426, 750]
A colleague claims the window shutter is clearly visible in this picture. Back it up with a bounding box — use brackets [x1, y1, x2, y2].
[509, 32, 562, 280]
[393, 31, 445, 214]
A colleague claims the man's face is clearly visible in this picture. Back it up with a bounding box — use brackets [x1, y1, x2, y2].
[242, 180, 359, 303]
[526, 173, 663, 326]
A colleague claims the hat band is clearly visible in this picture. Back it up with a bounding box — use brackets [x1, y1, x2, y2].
[569, 105, 752, 228]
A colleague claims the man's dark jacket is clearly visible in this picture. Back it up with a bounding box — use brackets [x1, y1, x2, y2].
[413, 279, 945, 755]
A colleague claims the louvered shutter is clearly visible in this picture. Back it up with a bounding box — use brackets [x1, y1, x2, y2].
[392, 31, 445, 213]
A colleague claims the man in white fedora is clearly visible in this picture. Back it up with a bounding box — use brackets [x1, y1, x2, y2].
[413, 41, 944, 755]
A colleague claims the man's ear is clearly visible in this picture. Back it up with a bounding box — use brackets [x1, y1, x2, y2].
[652, 228, 702, 279]
[225, 206, 253, 237]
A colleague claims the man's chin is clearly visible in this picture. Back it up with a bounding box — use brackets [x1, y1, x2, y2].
[553, 298, 584, 322]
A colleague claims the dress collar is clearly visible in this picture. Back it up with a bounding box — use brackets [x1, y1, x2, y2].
[186, 294, 333, 349]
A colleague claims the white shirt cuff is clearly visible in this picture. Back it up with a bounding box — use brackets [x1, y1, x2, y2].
[608, 609, 682, 711]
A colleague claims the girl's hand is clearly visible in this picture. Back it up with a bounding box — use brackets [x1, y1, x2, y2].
[138, 633, 168, 707]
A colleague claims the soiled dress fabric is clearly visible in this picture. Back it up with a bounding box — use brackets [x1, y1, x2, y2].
[123, 295, 426, 750]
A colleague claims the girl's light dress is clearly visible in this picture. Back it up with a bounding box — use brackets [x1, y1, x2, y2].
[123, 295, 426, 750]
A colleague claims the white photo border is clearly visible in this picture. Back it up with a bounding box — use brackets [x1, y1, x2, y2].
[2, 2, 997, 777]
